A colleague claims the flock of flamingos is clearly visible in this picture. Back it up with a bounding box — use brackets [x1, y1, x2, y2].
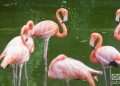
[1, 7, 120, 86]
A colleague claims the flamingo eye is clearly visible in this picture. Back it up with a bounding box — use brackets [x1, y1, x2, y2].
[25, 38, 28, 42]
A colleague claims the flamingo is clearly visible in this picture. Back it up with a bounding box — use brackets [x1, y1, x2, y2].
[89, 32, 120, 86]
[114, 8, 120, 40]
[30, 8, 68, 86]
[48, 54, 102, 86]
[0, 23, 35, 86]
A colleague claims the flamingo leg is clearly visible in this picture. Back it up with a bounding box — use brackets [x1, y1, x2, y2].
[12, 64, 19, 86]
[18, 64, 23, 86]
[43, 37, 50, 86]
[12, 64, 16, 86]
[16, 64, 19, 86]
[109, 66, 112, 86]
[102, 65, 108, 86]
[24, 63, 28, 86]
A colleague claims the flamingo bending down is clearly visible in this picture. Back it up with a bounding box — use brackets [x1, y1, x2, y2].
[48, 54, 102, 86]
[0, 24, 35, 86]
[114, 8, 120, 40]
[89, 32, 120, 86]
[29, 8, 68, 86]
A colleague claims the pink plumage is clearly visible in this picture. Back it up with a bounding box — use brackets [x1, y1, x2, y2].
[32, 8, 68, 39]
[90, 32, 120, 66]
[0, 25, 34, 69]
[48, 54, 102, 86]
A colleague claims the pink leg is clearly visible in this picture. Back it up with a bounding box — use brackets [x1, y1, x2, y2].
[86, 73, 96, 86]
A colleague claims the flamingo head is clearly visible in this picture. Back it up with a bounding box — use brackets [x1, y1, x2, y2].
[26, 20, 34, 36]
[24, 36, 35, 53]
[57, 8, 68, 22]
[115, 9, 120, 22]
[21, 20, 34, 36]
[21, 25, 35, 53]
[89, 32, 102, 48]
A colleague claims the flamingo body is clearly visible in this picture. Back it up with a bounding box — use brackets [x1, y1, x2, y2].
[30, 8, 68, 86]
[48, 54, 102, 86]
[94, 46, 120, 65]
[32, 20, 58, 38]
[0, 36, 34, 68]
[32, 8, 68, 39]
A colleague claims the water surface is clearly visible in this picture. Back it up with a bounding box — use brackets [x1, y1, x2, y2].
[0, 0, 120, 86]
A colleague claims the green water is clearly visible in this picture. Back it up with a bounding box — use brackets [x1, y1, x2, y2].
[0, 0, 120, 86]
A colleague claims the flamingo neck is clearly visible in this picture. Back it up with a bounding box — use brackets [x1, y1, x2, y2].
[95, 35, 103, 49]
[114, 23, 120, 40]
[90, 50, 99, 64]
[56, 10, 68, 38]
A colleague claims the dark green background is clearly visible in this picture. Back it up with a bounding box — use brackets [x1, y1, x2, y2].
[0, 0, 120, 86]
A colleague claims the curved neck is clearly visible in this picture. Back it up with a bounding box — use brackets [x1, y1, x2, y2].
[114, 23, 120, 40]
[56, 10, 68, 38]
[95, 35, 103, 49]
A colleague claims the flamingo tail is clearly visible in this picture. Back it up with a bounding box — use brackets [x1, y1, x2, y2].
[90, 70, 103, 75]
[1, 56, 13, 69]
[86, 66, 103, 75]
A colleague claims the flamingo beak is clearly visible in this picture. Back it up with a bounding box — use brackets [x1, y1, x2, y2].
[63, 15, 68, 22]
[31, 46, 34, 53]
[115, 15, 120, 22]
[89, 38, 95, 48]
[94, 76, 98, 82]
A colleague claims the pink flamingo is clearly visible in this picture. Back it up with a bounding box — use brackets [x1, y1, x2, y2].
[0, 21, 35, 86]
[114, 8, 120, 40]
[89, 32, 120, 86]
[30, 8, 68, 86]
[48, 54, 102, 86]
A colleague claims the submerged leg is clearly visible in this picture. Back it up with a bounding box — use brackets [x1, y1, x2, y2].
[18, 64, 23, 86]
[12, 64, 18, 86]
[43, 38, 50, 86]
[109, 66, 112, 86]
[86, 74, 96, 86]
[102, 65, 108, 86]
[16, 64, 19, 86]
[12, 64, 16, 86]
[24, 63, 28, 86]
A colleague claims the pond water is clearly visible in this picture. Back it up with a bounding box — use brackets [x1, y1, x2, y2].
[0, 0, 120, 86]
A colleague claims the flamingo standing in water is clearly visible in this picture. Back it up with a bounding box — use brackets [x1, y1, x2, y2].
[89, 32, 120, 86]
[0, 21, 35, 86]
[30, 8, 68, 86]
[48, 54, 102, 86]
